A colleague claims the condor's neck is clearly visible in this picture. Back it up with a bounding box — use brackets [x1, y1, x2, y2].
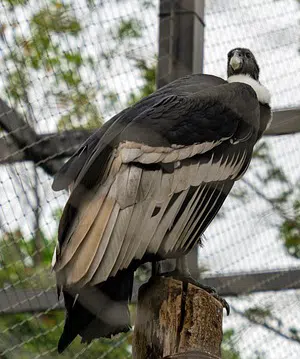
[227, 74, 272, 139]
[227, 74, 271, 104]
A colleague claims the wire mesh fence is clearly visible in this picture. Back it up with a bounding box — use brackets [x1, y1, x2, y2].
[0, 0, 299, 358]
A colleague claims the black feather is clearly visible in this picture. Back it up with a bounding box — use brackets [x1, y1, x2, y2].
[58, 268, 134, 353]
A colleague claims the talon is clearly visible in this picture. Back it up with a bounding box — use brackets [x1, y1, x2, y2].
[211, 293, 230, 315]
[225, 302, 230, 316]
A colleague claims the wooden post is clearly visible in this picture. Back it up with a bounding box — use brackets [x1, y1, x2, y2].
[133, 277, 223, 359]
[133, 1, 223, 357]
[131, 2, 224, 357]
[156, 0, 205, 89]
[156, 0, 205, 277]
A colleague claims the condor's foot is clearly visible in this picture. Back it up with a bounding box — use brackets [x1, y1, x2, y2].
[157, 256, 230, 315]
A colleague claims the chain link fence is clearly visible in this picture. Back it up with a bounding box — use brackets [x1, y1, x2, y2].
[0, 0, 300, 358]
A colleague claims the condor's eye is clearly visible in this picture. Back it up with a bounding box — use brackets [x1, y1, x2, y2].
[245, 52, 251, 58]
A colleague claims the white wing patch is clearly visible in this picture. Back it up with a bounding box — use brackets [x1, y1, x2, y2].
[54, 146, 248, 287]
[117, 140, 222, 164]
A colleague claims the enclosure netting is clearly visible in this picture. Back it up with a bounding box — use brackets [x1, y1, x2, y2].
[0, 0, 299, 358]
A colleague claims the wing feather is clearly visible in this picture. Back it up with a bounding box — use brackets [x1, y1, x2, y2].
[149, 190, 190, 255]
[175, 184, 213, 251]
[110, 201, 149, 276]
[160, 184, 210, 255]
[89, 206, 131, 285]
[54, 180, 112, 272]
[117, 168, 163, 270]
[162, 185, 204, 253]
[121, 200, 157, 269]
[115, 165, 143, 208]
[63, 191, 118, 285]
[77, 201, 121, 287]
[132, 171, 175, 259]
[182, 184, 225, 251]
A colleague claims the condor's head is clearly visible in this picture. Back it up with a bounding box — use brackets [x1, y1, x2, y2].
[227, 48, 260, 81]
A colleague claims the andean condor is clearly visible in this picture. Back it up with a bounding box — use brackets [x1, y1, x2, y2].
[52, 48, 271, 352]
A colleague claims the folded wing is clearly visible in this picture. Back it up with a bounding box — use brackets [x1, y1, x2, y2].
[53, 79, 260, 288]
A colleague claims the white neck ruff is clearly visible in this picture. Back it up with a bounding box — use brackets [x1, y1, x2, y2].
[227, 74, 271, 105]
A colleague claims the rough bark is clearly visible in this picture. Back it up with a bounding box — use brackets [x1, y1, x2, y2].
[133, 277, 223, 359]
[0, 99, 63, 175]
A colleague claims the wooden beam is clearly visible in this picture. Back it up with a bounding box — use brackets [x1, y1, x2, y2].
[265, 107, 300, 136]
[200, 268, 300, 296]
[1, 107, 299, 166]
[0, 288, 63, 314]
[1, 269, 299, 314]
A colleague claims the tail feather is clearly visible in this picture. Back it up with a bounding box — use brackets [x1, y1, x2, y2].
[57, 269, 134, 353]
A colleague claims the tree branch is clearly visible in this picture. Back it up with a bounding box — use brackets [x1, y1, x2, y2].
[0, 99, 63, 176]
[231, 305, 300, 345]
[241, 178, 290, 221]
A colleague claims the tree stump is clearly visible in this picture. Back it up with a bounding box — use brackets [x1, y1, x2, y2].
[132, 277, 223, 359]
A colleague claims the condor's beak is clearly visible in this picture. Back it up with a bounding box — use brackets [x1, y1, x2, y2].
[230, 55, 242, 70]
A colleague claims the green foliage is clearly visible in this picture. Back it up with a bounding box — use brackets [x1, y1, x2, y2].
[252, 141, 289, 186]
[279, 199, 300, 258]
[0, 1, 158, 354]
[3, 0, 29, 6]
[0, 210, 131, 357]
[250, 140, 300, 261]
[0, 226, 55, 288]
[244, 306, 273, 323]
[221, 329, 241, 359]
[1, 0, 101, 129]
[56, 88, 102, 130]
[31, 3, 81, 35]
[127, 59, 156, 105]
[141, 0, 156, 8]
[117, 19, 142, 40]
[289, 327, 300, 340]
[0, 310, 131, 358]
[5, 70, 29, 103]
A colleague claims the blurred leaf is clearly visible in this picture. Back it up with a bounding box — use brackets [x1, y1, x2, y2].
[221, 329, 241, 359]
[5, 70, 29, 103]
[104, 91, 119, 106]
[117, 19, 142, 40]
[229, 187, 248, 201]
[31, 4, 81, 35]
[64, 51, 83, 67]
[244, 306, 272, 322]
[86, 0, 96, 8]
[59, 70, 81, 87]
[127, 59, 156, 105]
[280, 218, 300, 258]
[265, 167, 288, 184]
[252, 141, 270, 161]
[3, 0, 29, 6]
[289, 327, 300, 339]
[141, 0, 156, 8]
[268, 189, 293, 205]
